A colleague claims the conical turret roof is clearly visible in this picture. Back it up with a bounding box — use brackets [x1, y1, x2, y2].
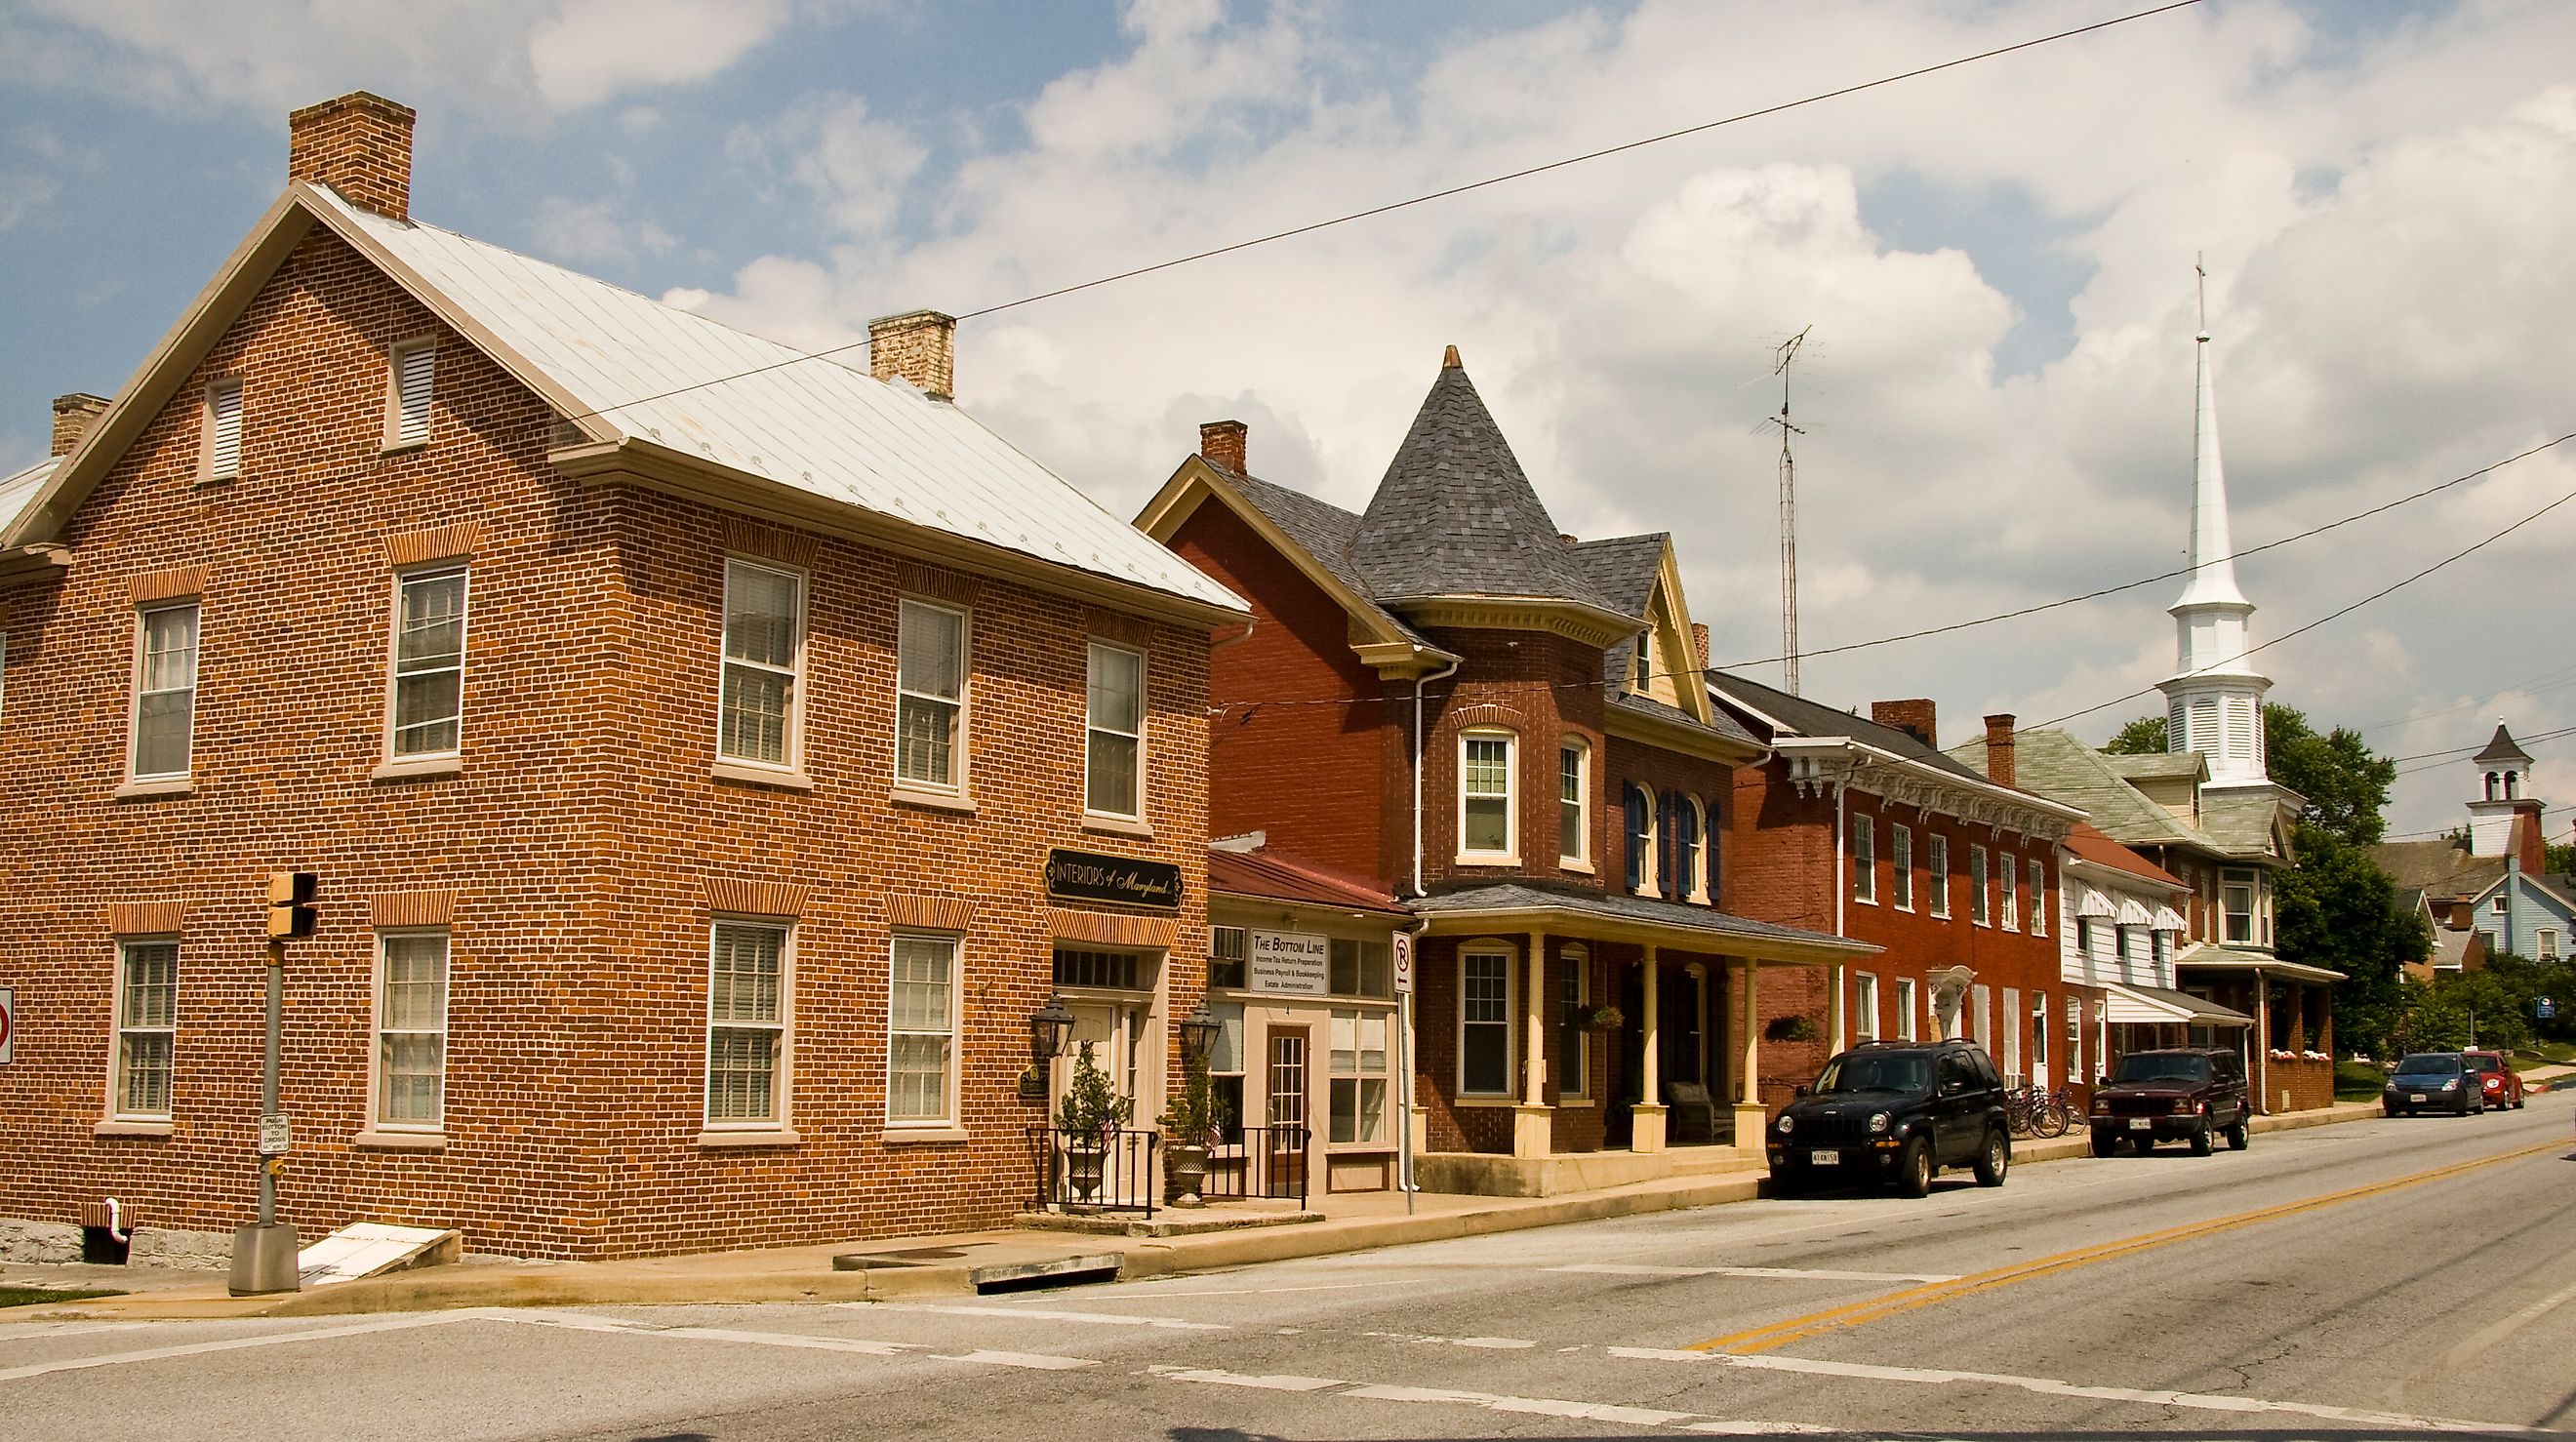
[2473, 722, 2533, 767]
[1348, 350, 1625, 614]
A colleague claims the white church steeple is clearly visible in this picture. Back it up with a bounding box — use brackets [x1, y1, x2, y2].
[2158, 260, 2274, 788]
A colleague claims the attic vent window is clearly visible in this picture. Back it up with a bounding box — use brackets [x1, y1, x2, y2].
[203, 379, 243, 482]
[387, 340, 435, 450]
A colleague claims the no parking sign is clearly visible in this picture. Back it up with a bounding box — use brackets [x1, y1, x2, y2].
[0, 986, 14, 1064]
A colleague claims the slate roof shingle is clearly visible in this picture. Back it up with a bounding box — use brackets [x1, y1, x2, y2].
[1711, 669, 1998, 788]
[1949, 729, 2211, 850]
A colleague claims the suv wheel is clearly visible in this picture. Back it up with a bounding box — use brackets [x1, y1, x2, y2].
[2225, 1116, 2249, 1150]
[1895, 1136, 1933, 1198]
[2189, 1124, 2213, 1156]
[2089, 1129, 2117, 1158]
[1973, 1129, 2008, 1187]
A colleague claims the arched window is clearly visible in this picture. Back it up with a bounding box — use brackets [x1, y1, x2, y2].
[1625, 784, 1655, 896]
[1687, 797, 1713, 901]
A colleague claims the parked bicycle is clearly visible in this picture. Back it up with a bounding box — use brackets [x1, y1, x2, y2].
[2005, 1084, 2073, 1139]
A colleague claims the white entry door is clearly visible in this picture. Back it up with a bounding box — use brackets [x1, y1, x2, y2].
[1060, 999, 1150, 1119]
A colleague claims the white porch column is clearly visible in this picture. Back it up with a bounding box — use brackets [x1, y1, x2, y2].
[1824, 962, 1845, 1054]
[1733, 959, 1767, 1145]
[1632, 945, 1667, 1153]
[1514, 931, 1551, 1157]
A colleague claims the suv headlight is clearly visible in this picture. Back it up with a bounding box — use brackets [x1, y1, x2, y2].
[2090, 1097, 2111, 1114]
[1775, 1114, 1793, 1137]
[1869, 1112, 1891, 1134]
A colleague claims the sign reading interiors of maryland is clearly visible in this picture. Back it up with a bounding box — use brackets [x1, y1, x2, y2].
[1248, 930, 1330, 996]
[1044, 849, 1185, 909]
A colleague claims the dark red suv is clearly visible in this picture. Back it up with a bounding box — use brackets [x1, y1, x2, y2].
[2087, 1047, 2251, 1155]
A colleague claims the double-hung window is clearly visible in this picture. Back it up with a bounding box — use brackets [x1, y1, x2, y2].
[1893, 977, 1918, 1041]
[888, 934, 959, 1128]
[132, 604, 200, 781]
[718, 560, 802, 771]
[1891, 825, 1914, 910]
[1559, 952, 1590, 1100]
[1927, 833, 1952, 919]
[1209, 925, 1248, 989]
[1969, 845, 1991, 925]
[389, 566, 466, 758]
[1459, 949, 1514, 1096]
[1625, 784, 1656, 896]
[896, 600, 967, 790]
[2027, 860, 2048, 937]
[1558, 741, 1589, 865]
[1459, 732, 1514, 860]
[1854, 972, 1879, 1043]
[1330, 1010, 1390, 1143]
[1999, 853, 2019, 931]
[1329, 939, 1391, 998]
[386, 340, 434, 449]
[2223, 869, 2257, 943]
[1850, 814, 1875, 903]
[705, 922, 788, 1127]
[1085, 641, 1145, 818]
[376, 932, 448, 1129]
[113, 941, 179, 1119]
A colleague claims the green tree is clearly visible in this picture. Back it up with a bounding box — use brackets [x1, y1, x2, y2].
[2265, 704, 2397, 847]
[2395, 969, 2535, 1054]
[2277, 824, 2426, 1057]
[2548, 840, 2576, 877]
[2106, 715, 2167, 754]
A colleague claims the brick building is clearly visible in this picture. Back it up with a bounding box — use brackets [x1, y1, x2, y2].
[0, 94, 1247, 1263]
[1141, 349, 1871, 1193]
[1704, 682, 2085, 1105]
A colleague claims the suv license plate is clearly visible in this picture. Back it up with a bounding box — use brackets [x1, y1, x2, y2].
[1810, 1150, 1838, 1166]
[2127, 1118, 2153, 1131]
[2409, 1094, 2428, 1103]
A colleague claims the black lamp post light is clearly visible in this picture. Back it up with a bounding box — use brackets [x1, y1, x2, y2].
[1022, 992, 1076, 1100]
[1179, 1002, 1222, 1064]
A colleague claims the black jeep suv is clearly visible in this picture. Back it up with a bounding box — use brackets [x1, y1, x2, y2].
[1765, 1038, 2011, 1198]
[2086, 1046, 2250, 1155]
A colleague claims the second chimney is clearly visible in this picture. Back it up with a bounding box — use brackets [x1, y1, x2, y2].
[1691, 623, 1711, 668]
[288, 91, 416, 220]
[1872, 699, 1937, 749]
[1983, 713, 2018, 789]
[1199, 420, 1247, 474]
[868, 310, 957, 400]
[52, 392, 108, 457]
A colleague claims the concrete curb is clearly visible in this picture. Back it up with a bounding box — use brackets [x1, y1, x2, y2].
[51, 1097, 2405, 1321]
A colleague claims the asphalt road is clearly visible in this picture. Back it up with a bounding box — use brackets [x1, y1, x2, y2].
[7, 1097, 2574, 1441]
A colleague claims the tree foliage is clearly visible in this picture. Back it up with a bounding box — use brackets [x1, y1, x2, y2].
[2387, 954, 2576, 1054]
[2105, 715, 2167, 755]
[2264, 704, 2397, 847]
[2277, 824, 2425, 1057]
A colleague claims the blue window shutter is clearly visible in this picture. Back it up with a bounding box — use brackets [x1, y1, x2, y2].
[1658, 791, 1679, 898]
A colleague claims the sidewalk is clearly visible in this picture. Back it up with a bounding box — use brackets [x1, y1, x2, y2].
[0, 1096, 2428, 1323]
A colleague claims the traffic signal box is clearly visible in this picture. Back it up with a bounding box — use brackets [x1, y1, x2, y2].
[265, 871, 317, 940]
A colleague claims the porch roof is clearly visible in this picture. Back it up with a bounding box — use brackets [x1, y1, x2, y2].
[1409, 884, 1876, 965]
[2174, 943, 2345, 983]
[2103, 981, 2254, 1028]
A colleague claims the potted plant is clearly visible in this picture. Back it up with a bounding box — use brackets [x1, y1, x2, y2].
[1156, 1052, 1231, 1207]
[1583, 1003, 1626, 1031]
[1054, 1042, 1133, 1206]
[1764, 1014, 1823, 1044]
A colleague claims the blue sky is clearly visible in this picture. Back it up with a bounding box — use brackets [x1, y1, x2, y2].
[5, 0, 2573, 840]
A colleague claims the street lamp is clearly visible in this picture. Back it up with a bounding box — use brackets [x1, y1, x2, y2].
[1178, 1002, 1222, 1063]
[1022, 993, 1077, 1102]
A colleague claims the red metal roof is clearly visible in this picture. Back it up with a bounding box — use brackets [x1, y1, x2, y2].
[1208, 846, 1406, 915]
[2065, 822, 2185, 888]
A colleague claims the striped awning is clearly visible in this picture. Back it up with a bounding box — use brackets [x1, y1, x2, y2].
[2076, 888, 2116, 919]
[2102, 982, 2254, 1027]
[2116, 897, 2154, 927]
[2152, 905, 2188, 933]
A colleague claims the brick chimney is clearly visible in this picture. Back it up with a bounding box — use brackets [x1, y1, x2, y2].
[287, 91, 416, 220]
[2512, 806, 2549, 878]
[1199, 420, 1247, 474]
[1691, 623, 1711, 668]
[868, 310, 956, 400]
[1983, 713, 2017, 788]
[51, 392, 107, 456]
[1871, 700, 1938, 749]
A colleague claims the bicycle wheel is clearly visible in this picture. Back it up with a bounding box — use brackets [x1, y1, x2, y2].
[2034, 1095, 2072, 1139]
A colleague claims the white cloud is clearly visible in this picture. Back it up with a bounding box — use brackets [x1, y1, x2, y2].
[532, 196, 678, 263]
[529, 0, 789, 112]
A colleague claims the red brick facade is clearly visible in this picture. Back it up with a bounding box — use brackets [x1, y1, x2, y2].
[0, 228, 1217, 1260]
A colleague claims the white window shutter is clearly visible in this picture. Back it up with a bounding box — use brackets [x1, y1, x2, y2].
[396, 345, 435, 446]
[208, 383, 243, 477]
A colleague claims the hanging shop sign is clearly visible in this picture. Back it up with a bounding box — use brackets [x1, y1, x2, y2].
[1044, 848, 1185, 910]
[1248, 930, 1330, 996]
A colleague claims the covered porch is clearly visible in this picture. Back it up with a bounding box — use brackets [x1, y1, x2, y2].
[2175, 948, 2344, 1114]
[1404, 885, 1876, 1196]
[2097, 981, 2254, 1078]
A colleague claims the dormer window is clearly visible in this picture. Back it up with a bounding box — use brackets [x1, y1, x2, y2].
[1630, 630, 1651, 689]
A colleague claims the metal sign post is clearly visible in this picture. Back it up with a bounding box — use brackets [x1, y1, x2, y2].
[231, 873, 311, 1297]
[1393, 930, 1416, 1215]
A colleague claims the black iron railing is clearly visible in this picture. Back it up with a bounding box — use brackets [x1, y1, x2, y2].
[1202, 1125, 1311, 1209]
[1027, 1124, 1159, 1217]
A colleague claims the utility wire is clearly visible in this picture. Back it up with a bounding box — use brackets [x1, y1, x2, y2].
[547, 1, 2207, 428]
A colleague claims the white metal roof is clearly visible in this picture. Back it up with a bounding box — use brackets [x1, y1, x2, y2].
[0, 456, 57, 539]
[317, 189, 1242, 616]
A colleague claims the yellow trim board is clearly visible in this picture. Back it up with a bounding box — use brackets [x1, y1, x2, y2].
[1691, 1138, 2568, 1356]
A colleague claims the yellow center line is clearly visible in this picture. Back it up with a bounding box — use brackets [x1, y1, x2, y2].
[1690, 1138, 2567, 1356]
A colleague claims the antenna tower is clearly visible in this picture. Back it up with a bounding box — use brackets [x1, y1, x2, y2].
[1768, 326, 1812, 695]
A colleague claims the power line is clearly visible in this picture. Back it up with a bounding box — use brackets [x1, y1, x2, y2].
[549, 1, 2207, 429]
[1717, 428, 2576, 669]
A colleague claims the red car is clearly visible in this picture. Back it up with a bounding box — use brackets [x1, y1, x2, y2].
[2461, 1051, 2526, 1110]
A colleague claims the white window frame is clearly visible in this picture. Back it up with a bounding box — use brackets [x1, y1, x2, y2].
[201, 377, 242, 482]
[384, 338, 435, 451]
[1969, 845, 1991, 926]
[1557, 739, 1590, 867]
[2225, 869, 2259, 943]
[2030, 989, 2049, 1068]
[1927, 834, 1952, 919]
[1559, 946, 1590, 1101]
[372, 929, 449, 1132]
[886, 931, 962, 1131]
[1084, 639, 1147, 820]
[895, 597, 970, 793]
[716, 558, 807, 776]
[1685, 796, 1712, 902]
[1999, 851, 2020, 931]
[2539, 929, 2559, 962]
[1457, 945, 1517, 1098]
[2492, 893, 2511, 915]
[1850, 813, 1876, 904]
[1893, 976, 1918, 1042]
[1458, 729, 1518, 863]
[704, 919, 792, 1131]
[1627, 783, 1658, 898]
[2028, 859, 2048, 938]
[1890, 825, 1913, 911]
[111, 939, 179, 1121]
[1853, 971, 1880, 1043]
[1329, 1007, 1394, 1144]
[129, 601, 200, 782]
[384, 563, 468, 762]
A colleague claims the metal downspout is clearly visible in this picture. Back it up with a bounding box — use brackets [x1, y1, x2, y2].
[1412, 656, 1462, 899]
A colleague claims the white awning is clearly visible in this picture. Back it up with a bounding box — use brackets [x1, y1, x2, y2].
[2076, 888, 2116, 919]
[2102, 982, 2254, 1028]
[2116, 897, 2154, 927]
[2152, 905, 2188, 933]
